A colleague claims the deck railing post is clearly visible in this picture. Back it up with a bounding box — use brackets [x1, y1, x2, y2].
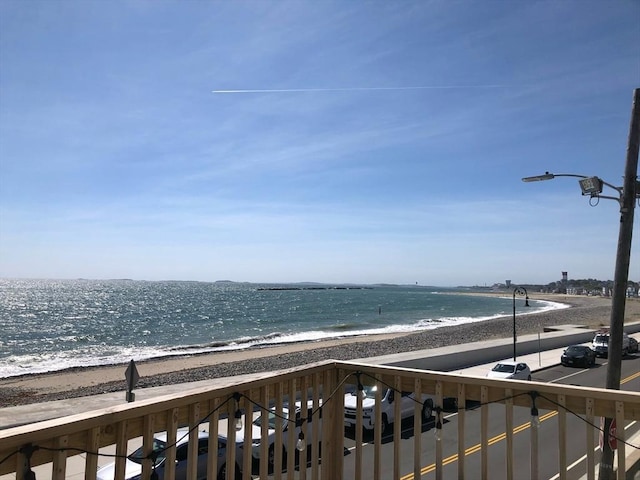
[321, 367, 343, 480]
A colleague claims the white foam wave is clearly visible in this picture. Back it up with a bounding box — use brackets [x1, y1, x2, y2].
[0, 300, 568, 378]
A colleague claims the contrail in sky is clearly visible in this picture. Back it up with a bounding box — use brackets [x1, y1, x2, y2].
[212, 85, 511, 93]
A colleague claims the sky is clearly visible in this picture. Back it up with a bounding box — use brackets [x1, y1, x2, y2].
[0, 1, 639, 287]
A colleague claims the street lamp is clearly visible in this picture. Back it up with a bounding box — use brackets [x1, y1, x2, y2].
[521, 170, 638, 345]
[512, 287, 530, 361]
[520, 166, 639, 387]
[522, 168, 637, 479]
[521, 88, 639, 480]
[522, 172, 631, 205]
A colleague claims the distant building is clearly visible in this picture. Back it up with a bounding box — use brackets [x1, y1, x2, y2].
[558, 272, 568, 294]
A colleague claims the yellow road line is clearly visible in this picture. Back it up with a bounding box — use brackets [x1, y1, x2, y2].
[400, 411, 558, 479]
[400, 369, 638, 479]
[623, 370, 640, 383]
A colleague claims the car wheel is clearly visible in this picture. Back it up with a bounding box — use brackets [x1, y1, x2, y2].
[443, 397, 458, 411]
[268, 444, 287, 473]
[380, 414, 390, 436]
[218, 463, 241, 480]
[422, 399, 433, 422]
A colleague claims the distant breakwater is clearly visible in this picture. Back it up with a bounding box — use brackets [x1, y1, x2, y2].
[256, 286, 374, 291]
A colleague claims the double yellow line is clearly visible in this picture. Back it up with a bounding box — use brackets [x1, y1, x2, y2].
[400, 370, 638, 479]
[401, 411, 557, 478]
[624, 370, 640, 382]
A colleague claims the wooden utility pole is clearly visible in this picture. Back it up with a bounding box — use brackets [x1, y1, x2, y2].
[598, 88, 640, 480]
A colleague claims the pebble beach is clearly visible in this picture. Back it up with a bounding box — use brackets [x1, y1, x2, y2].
[1, 293, 638, 408]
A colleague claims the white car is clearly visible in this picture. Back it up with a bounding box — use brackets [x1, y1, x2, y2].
[592, 330, 631, 357]
[96, 428, 242, 480]
[233, 400, 321, 473]
[343, 386, 433, 435]
[486, 361, 532, 381]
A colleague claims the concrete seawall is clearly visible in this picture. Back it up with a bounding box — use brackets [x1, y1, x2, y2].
[356, 324, 640, 372]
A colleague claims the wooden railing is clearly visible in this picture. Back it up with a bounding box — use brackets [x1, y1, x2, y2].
[1, 359, 639, 480]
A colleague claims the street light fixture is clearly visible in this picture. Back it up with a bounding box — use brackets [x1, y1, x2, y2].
[520, 168, 638, 387]
[521, 89, 639, 480]
[522, 172, 631, 204]
[512, 287, 530, 361]
[522, 168, 636, 480]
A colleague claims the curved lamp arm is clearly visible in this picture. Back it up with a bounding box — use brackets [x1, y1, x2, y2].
[522, 171, 624, 204]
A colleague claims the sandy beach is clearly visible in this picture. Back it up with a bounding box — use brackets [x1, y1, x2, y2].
[1, 293, 639, 407]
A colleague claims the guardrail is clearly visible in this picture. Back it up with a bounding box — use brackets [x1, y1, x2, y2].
[1, 359, 638, 480]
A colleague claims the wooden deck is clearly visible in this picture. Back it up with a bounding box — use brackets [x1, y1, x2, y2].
[1, 359, 639, 480]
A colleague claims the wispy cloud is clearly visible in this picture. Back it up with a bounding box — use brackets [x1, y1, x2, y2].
[212, 85, 518, 94]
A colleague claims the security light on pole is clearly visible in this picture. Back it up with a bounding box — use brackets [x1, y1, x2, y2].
[522, 172, 627, 204]
[521, 88, 639, 480]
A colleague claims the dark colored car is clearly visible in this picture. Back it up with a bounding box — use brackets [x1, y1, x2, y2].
[629, 336, 638, 354]
[96, 428, 242, 480]
[561, 345, 596, 368]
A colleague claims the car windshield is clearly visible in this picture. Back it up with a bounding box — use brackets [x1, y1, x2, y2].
[349, 385, 379, 399]
[492, 363, 516, 373]
[128, 438, 167, 465]
[566, 346, 586, 354]
[594, 335, 608, 343]
[253, 409, 289, 430]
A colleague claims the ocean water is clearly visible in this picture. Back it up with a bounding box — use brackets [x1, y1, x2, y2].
[0, 279, 567, 378]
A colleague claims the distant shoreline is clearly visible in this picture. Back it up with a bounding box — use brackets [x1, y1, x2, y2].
[1, 294, 638, 407]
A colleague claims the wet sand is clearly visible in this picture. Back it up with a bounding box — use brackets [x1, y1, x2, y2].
[1, 294, 638, 407]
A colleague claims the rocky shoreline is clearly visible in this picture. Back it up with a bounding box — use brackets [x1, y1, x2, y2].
[1, 295, 638, 407]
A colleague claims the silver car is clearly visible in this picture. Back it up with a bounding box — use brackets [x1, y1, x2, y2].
[96, 428, 241, 480]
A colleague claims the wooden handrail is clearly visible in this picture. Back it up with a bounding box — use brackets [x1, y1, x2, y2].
[1, 359, 638, 479]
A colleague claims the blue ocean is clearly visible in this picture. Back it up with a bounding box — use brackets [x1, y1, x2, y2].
[0, 279, 567, 378]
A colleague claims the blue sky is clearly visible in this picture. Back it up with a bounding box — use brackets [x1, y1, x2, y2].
[0, 1, 638, 286]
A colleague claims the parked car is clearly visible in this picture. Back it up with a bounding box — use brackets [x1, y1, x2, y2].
[592, 330, 631, 357]
[560, 345, 596, 368]
[343, 385, 433, 435]
[628, 336, 638, 353]
[96, 428, 242, 480]
[486, 361, 531, 380]
[235, 399, 321, 473]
